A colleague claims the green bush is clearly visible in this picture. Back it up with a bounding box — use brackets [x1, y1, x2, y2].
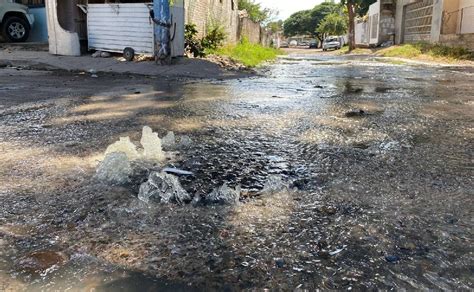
[215, 38, 283, 67]
[185, 24, 204, 57]
[201, 24, 227, 51]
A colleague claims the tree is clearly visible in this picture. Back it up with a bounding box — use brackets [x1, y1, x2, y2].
[283, 2, 341, 46]
[283, 10, 312, 37]
[267, 20, 283, 34]
[317, 12, 348, 37]
[238, 0, 275, 24]
[340, 0, 376, 51]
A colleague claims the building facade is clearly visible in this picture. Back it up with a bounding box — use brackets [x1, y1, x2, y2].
[394, 0, 474, 49]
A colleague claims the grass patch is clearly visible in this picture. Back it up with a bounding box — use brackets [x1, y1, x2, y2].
[212, 39, 284, 67]
[377, 43, 474, 61]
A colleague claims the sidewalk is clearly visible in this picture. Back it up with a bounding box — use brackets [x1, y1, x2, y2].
[0, 48, 249, 79]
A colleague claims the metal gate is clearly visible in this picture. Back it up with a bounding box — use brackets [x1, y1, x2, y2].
[403, 0, 434, 43]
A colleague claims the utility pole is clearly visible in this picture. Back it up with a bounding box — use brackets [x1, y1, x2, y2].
[152, 0, 171, 65]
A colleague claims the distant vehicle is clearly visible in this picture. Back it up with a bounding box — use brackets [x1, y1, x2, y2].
[299, 41, 309, 47]
[280, 41, 289, 48]
[289, 40, 298, 47]
[0, 0, 35, 42]
[322, 36, 341, 51]
[309, 41, 318, 49]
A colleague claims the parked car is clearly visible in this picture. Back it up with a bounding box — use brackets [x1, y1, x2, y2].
[322, 36, 341, 51]
[289, 40, 298, 47]
[0, 0, 35, 42]
[280, 41, 289, 48]
[309, 41, 318, 49]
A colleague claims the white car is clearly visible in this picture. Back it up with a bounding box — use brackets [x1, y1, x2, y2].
[322, 37, 341, 51]
[0, 0, 35, 42]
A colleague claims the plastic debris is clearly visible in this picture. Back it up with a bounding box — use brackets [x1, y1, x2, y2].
[105, 137, 140, 160]
[91, 51, 102, 58]
[329, 245, 347, 256]
[140, 126, 165, 161]
[163, 168, 193, 176]
[138, 172, 191, 204]
[161, 131, 176, 150]
[95, 152, 132, 185]
[205, 183, 241, 205]
[100, 52, 111, 58]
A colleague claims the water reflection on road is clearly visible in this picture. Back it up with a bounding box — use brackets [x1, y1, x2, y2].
[0, 53, 473, 291]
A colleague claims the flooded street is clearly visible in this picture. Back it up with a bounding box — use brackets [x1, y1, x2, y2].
[0, 53, 473, 291]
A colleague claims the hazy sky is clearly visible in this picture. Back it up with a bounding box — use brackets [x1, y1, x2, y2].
[258, 0, 326, 20]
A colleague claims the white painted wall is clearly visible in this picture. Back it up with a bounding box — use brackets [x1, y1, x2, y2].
[45, 0, 81, 56]
[459, 0, 474, 34]
[368, 0, 381, 45]
[355, 20, 369, 45]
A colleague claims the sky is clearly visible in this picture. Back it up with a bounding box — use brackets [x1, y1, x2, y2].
[257, 0, 326, 20]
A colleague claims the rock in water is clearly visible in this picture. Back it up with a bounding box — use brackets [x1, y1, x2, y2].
[140, 126, 165, 161]
[261, 175, 288, 194]
[105, 137, 139, 160]
[138, 172, 190, 204]
[345, 109, 366, 117]
[162, 131, 176, 150]
[96, 152, 132, 185]
[205, 184, 241, 205]
[178, 135, 193, 149]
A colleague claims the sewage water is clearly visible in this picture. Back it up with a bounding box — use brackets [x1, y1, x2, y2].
[0, 54, 473, 291]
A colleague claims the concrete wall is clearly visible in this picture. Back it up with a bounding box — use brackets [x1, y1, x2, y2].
[368, 1, 380, 44]
[184, 0, 269, 45]
[185, 0, 239, 43]
[439, 33, 474, 50]
[240, 17, 260, 43]
[459, 0, 474, 34]
[442, 0, 459, 34]
[355, 0, 394, 46]
[355, 20, 369, 46]
[45, 0, 81, 56]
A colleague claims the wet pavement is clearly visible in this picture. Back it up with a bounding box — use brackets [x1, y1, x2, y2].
[0, 53, 473, 291]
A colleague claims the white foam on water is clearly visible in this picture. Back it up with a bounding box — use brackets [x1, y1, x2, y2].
[140, 126, 165, 161]
[105, 137, 139, 160]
